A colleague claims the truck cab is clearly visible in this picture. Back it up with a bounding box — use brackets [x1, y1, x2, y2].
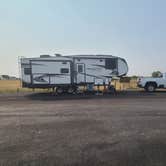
[138, 73, 166, 92]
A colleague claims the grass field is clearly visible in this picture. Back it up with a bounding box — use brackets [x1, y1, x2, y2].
[0, 80, 20, 93]
[0, 80, 36, 93]
[0, 80, 138, 93]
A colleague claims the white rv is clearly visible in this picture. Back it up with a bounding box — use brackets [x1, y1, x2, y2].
[20, 54, 128, 93]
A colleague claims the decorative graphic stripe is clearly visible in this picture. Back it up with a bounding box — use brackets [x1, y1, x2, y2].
[91, 64, 106, 68]
[31, 63, 46, 66]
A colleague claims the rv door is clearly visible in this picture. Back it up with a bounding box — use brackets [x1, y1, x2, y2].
[76, 63, 85, 84]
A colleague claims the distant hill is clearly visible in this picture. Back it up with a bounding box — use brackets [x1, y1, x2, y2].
[0, 75, 19, 80]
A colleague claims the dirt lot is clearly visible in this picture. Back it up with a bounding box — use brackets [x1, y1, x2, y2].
[0, 91, 166, 166]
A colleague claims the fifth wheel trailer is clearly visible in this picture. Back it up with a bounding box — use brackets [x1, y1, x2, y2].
[20, 54, 128, 93]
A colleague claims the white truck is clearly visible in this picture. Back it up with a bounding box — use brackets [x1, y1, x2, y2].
[137, 73, 166, 92]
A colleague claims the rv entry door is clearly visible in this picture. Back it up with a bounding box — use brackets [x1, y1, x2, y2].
[76, 63, 85, 84]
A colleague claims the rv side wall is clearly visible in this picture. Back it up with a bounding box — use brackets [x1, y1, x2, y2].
[74, 58, 111, 85]
[20, 55, 128, 89]
[21, 59, 31, 87]
[31, 60, 72, 85]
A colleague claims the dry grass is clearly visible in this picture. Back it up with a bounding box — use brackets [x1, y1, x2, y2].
[112, 79, 138, 90]
[0, 80, 20, 93]
[0, 80, 138, 93]
[0, 80, 20, 88]
[0, 80, 41, 93]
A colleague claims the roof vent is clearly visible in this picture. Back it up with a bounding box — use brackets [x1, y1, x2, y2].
[40, 55, 51, 58]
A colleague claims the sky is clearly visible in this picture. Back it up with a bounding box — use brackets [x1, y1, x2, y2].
[0, 0, 166, 77]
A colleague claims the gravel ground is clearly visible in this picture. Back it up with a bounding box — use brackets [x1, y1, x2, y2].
[0, 91, 166, 166]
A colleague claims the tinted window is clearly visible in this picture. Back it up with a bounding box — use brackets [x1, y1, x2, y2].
[78, 64, 83, 73]
[61, 68, 69, 74]
[24, 68, 31, 75]
[105, 58, 117, 70]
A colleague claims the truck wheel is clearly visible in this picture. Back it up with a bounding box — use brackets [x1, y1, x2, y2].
[56, 87, 64, 94]
[146, 84, 156, 92]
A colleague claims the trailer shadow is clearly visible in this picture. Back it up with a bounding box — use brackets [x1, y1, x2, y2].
[25, 90, 161, 101]
[25, 92, 116, 101]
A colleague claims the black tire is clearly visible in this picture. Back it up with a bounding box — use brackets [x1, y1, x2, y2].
[56, 87, 64, 94]
[67, 86, 76, 94]
[145, 83, 156, 92]
[108, 85, 116, 94]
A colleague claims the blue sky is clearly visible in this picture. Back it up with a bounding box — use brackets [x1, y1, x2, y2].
[0, 0, 166, 76]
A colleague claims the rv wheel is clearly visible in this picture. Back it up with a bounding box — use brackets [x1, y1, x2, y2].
[56, 87, 64, 94]
[108, 85, 116, 94]
[67, 86, 76, 94]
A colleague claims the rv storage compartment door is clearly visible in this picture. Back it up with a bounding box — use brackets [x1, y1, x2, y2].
[76, 63, 85, 84]
[31, 60, 71, 85]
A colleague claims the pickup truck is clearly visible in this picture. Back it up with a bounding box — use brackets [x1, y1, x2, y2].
[137, 73, 166, 92]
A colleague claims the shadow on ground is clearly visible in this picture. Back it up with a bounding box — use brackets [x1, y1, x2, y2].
[25, 91, 159, 101]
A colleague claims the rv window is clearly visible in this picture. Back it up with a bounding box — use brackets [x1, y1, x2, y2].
[105, 58, 117, 70]
[24, 68, 31, 75]
[61, 68, 69, 74]
[78, 64, 83, 73]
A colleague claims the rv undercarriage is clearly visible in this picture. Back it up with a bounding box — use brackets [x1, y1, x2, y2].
[23, 82, 116, 95]
[54, 84, 116, 95]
